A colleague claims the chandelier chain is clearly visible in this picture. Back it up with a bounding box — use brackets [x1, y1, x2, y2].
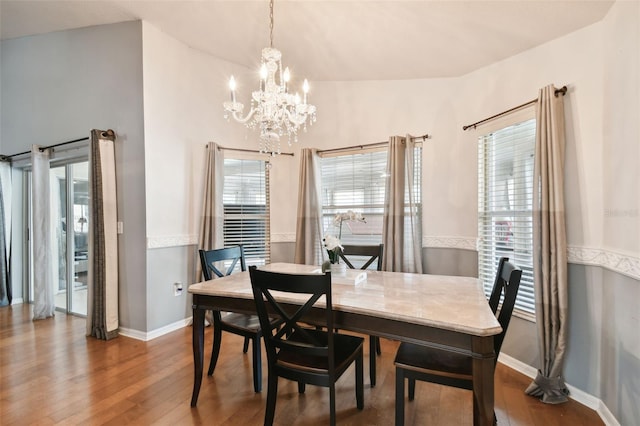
[269, 0, 274, 48]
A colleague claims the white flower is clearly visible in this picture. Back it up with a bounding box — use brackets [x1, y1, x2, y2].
[333, 210, 366, 226]
[323, 234, 343, 251]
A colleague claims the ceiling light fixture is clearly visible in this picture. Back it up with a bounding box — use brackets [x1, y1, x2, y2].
[223, 0, 316, 156]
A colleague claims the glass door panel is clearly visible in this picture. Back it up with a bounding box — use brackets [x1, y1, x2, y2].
[35, 161, 88, 316]
[70, 162, 88, 316]
[52, 166, 68, 312]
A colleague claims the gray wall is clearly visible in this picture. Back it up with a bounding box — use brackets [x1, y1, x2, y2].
[146, 245, 197, 330]
[0, 21, 148, 331]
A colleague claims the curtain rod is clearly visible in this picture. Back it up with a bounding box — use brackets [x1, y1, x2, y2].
[216, 145, 294, 157]
[317, 133, 431, 155]
[0, 136, 91, 161]
[462, 86, 567, 131]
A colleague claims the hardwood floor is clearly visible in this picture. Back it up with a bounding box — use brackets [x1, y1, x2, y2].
[1, 304, 603, 425]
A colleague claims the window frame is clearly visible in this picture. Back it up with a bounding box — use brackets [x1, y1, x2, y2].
[222, 156, 271, 268]
[476, 108, 536, 320]
[318, 143, 422, 266]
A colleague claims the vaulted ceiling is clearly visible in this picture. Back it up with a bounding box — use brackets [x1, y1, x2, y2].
[1, 0, 615, 81]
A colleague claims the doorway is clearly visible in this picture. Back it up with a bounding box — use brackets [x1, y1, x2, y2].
[27, 160, 89, 316]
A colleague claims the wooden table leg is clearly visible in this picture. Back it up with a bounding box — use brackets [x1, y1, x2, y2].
[190, 306, 205, 407]
[472, 336, 496, 426]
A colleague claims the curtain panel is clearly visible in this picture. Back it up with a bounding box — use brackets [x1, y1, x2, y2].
[382, 136, 423, 273]
[294, 148, 324, 265]
[32, 146, 56, 319]
[198, 142, 225, 279]
[86, 129, 119, 340]
[525, 85, 570, 403]
[0, 162, 11, 306]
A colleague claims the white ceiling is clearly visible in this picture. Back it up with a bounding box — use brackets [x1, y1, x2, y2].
[0, 0, 615, 81]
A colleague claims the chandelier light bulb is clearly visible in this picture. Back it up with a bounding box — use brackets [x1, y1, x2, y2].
[228, 76, 237, 102]
[260, 64, 268, 80]
[303, 79, 309, 104]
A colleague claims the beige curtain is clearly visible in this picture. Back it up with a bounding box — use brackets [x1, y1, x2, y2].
[198, 142, 224, 279]
[525, 85, 569, 403]
[294, 148, 323, 265]
[199, 143, 224, 250]
[382, 135, 423, 273]
[86, 129, 119, 340]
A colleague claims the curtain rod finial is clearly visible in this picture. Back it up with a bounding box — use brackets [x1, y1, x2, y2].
[555, 86, 568, 97]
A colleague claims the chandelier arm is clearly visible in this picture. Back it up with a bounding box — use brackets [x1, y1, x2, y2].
[284, 108, 311, 126]
[230, 107, 258, 124]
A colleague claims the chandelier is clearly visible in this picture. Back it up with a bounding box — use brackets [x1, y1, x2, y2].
[223, 0, 316, 155]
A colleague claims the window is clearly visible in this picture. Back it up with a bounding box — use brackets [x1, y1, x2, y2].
[320, 149, 387, 245]
[478, 118, 535, 316]
[223, 158, 270, 267]
[319, 145, 422, 253]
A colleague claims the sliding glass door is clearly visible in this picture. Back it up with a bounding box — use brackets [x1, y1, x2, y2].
[28, 160, 89, 316]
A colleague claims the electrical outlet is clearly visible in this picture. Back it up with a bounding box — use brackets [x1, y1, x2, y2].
[173, 282, 183, 297]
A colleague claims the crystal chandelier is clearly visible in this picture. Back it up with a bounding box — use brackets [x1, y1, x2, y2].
[223, 0, 316, 155]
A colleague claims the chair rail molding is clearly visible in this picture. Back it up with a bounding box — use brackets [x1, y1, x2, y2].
[147, 233, 298, 248]
[423, 235, 477, 251]
[423, 236, 639, 282]
[271, 233, 296, 243]
[147, 234, 198, 249]
[567, 246, 640, 281]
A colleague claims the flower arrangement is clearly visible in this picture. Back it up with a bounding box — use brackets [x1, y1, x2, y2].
[322, 211, 366, 272]
[323, 234, 344, 265]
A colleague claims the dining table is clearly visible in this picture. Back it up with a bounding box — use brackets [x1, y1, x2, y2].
[188, 263, 502, 426]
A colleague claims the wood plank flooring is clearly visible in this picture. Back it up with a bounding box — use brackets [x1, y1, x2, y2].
[0, 304, 603, 425]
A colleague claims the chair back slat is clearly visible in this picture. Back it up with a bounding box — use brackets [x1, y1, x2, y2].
[490, 258, 522, 354]
[249, 267, 335, 364]
[339, 244, 384, 271]
[199, 246, 247, 281]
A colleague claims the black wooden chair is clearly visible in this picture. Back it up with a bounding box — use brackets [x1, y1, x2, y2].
[249, 266, 364, 426]
[393, 257, 522, 426]
[198, 246, 263, 393]
[338, 243, 384, 387]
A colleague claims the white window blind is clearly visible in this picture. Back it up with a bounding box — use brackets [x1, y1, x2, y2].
[478, 118, 535, 315]
[223, 158, 270, 268]
[319, 145, 422, 250]
[320, 149, 388, 246]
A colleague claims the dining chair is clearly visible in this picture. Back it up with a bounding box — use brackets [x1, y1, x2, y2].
[249, 266, 364, 426]
[338, 243, 384, 387]
[198, 245, 263, 393]
[393, 257, 522, 426]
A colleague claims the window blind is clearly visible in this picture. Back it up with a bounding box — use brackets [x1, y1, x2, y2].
[319, 145, 422, 267]
[478, 118, 535, 315]
[320, 149, 388, 246]
[223, 158, 270, 268]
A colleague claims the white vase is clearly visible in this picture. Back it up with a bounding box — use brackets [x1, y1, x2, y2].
[330, 263, 347, 276]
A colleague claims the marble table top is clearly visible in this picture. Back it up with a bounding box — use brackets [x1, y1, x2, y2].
[189, 263, 501, 337]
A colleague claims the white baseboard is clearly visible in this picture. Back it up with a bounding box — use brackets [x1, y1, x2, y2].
[10, 298, 24, 304]
[498, 353, 620, 426]
[119, 317, 192, 341]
